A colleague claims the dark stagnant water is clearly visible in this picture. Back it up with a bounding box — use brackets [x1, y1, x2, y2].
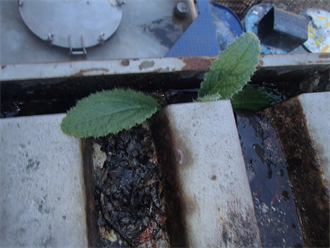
[235, 110, 304, 247]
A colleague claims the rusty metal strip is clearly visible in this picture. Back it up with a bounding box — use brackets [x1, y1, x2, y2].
[258, 53, 330, 68]
[1, 54, 329, 81]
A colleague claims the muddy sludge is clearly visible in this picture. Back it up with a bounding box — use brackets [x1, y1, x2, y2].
[92, 125, 170, 247]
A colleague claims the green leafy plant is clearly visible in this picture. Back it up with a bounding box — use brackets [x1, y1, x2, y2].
[61, 89, 161, 138]
[198, 31, 260, 101]
[61, 32, 261, 138]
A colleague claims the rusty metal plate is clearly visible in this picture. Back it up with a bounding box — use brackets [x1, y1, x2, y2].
[2, 0, 194, 64]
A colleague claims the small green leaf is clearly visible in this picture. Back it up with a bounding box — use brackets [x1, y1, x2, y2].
[61, 89, 161, 138]
[198, 32, 261, 100]
[231, 86, 283, 111]
[197, 93, 221, 102]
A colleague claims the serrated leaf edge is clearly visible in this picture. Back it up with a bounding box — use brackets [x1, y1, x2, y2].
[198, 32, 261, 100]
[61, 88, 161, 138]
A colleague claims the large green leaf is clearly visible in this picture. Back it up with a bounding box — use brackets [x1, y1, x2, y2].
[231, 86, 283, 111]
[61, 89, 161, 138]
[198, 32, 260, 100]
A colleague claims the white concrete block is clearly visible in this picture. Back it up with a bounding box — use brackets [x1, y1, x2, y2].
[0, 114, 87, 247]
[150, 100, 262, 247]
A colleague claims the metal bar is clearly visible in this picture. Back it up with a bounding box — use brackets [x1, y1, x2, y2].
[0, 53, 329, 82]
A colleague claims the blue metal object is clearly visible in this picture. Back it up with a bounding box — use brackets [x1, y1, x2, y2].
[165, 0, 219, 57]
[165, 0, 244, 57]
[209, 2, 243, 51]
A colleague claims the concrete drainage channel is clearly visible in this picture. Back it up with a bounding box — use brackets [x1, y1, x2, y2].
[1, 55, 329, 247]
[0, 102, 262, 247]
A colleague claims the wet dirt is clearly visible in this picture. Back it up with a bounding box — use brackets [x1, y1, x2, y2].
[92, 125, 169, 247]
[262, 0, 330, 15]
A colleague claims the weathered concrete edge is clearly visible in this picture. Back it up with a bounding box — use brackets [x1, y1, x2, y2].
[149, 100, 262, 247]
[263, 92, 330, 247]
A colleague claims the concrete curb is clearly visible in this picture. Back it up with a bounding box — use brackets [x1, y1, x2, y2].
[150, 100, 262, 247]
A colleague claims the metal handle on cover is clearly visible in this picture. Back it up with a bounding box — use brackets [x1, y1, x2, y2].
[69, 35, 87, 55]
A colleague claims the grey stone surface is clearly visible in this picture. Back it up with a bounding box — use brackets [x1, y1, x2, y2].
[0, 114, 87, 248]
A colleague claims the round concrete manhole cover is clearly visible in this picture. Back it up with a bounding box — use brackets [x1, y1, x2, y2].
[18, 0, 122, 49]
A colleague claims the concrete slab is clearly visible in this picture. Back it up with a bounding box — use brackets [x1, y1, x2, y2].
[264, 92, 330, 247]
[150, 100, 262, 247]
[0, 114, 87, 247]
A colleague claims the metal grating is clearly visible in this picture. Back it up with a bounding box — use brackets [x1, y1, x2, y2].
[212, 0, 261, 19]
